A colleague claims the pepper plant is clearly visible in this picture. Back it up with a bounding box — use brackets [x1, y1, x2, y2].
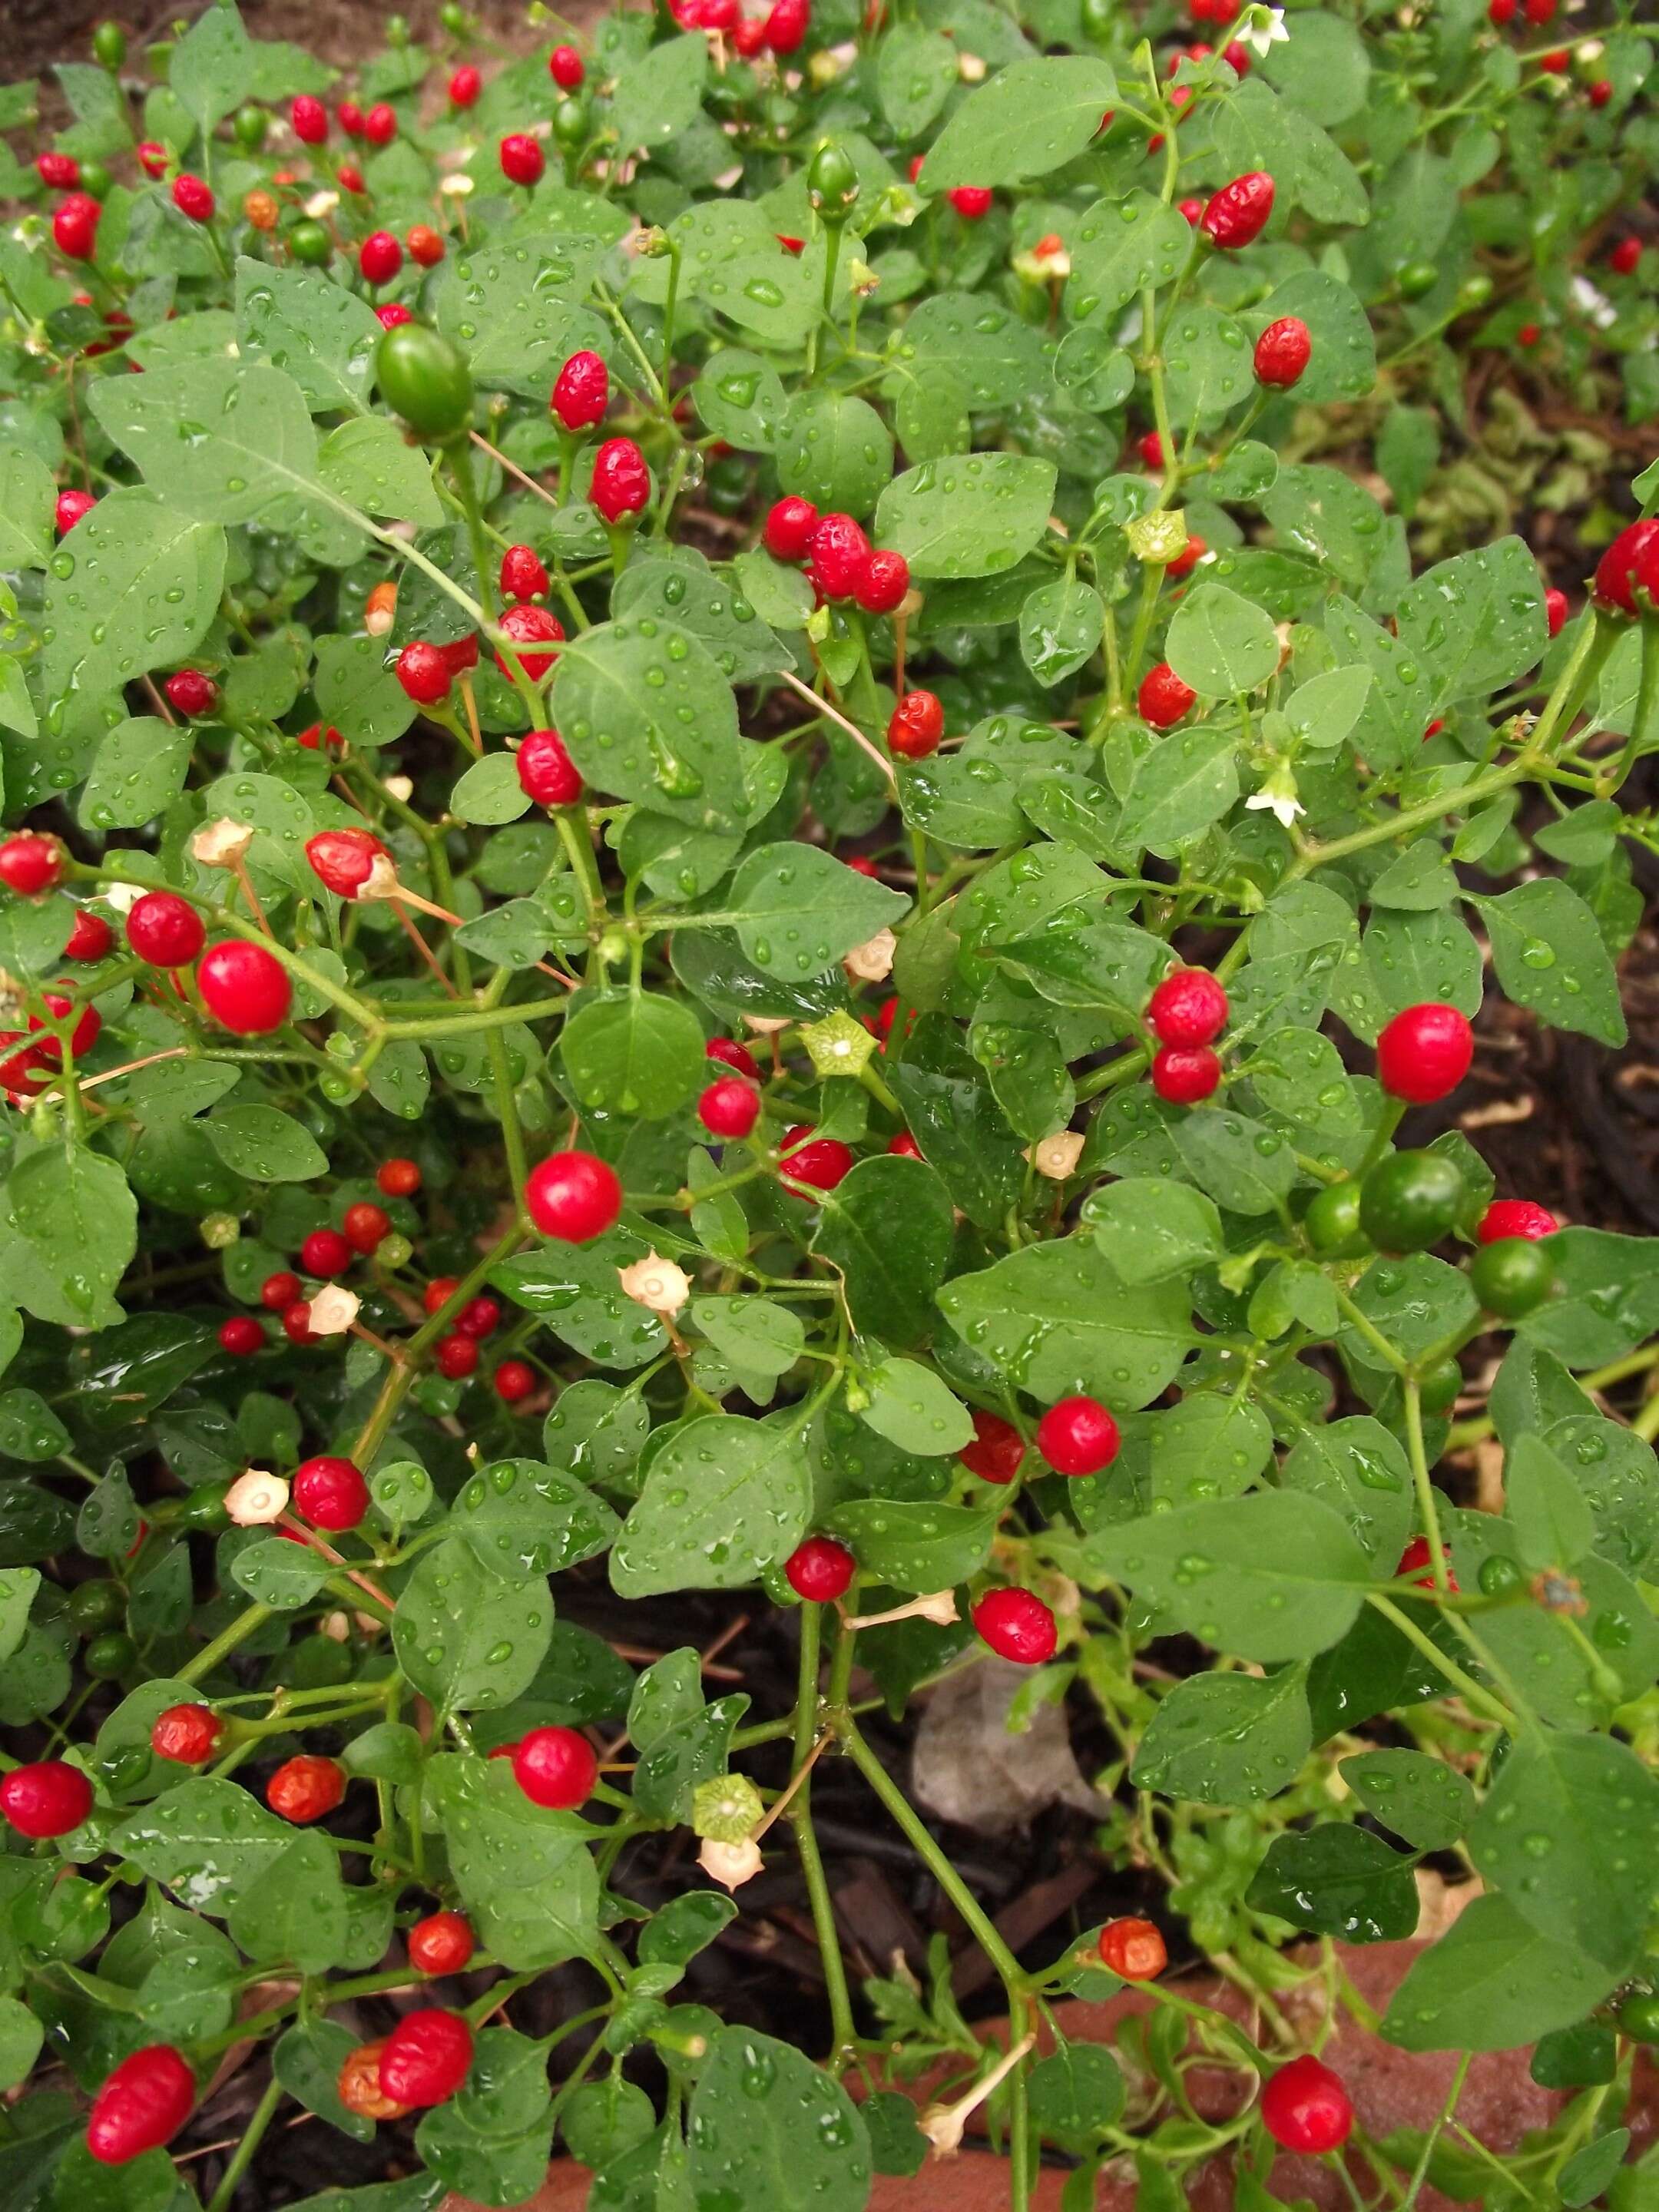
[0, 2, 1657, 2208]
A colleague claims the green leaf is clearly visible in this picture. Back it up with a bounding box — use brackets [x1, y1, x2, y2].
[1341, 1749, 1474, 1850]
[876, 25, 958, 138]
[1397, 538, 1547, 708]
[1162, 307, 1254, 430]
[426, 1753, 599, 1970]
[1087, 1492, 1373, 1662]
[492, 1234, 667, 1369]
[876, 454, 1058, 581]
[561, 992, 707, 1119]
[1026, 2045, 1125, 2153]
[1019, 576, 1105, 690]
[88, 359, 320, 525]
[318, 416, 444, 528]
[110, 1774, 345, 1922]
[432, 239, 610, 399]
[1165, 582, 1280, 698]
[0, 1568, 38, 1665]
[920, 58, 1118, 189]
[1131, 1666, 1311, 1805]
[776, 391, 894, 522]
[1469, 1730, 1659, 1972]
[202, 1104, 328, 1184]
[1246, 1823, 1419, 1942]
[551, 617, 749, 834]
[1142, 1393, 1273, 1509]
[610, 33, 708, 153]
[42, 491, 224, 711]
[891, 293, 1048, 410]
[1280, 1417, 1412, 1565]
[886, 1062, 1025, 1233]
[1256, 270, 1376, 404]
[939, 1238, 1190, 1409]
[2, 1144, 137, 1329]
[690, 1296, 806, 1378]
[274, 2020, 374, 2144]
[230, 1535, 330, 1608]
[0, 445, 55, 571]
[1559, 2129, 1631, 2210]
[725, 843, 909, 979]
[392, 1538, 552, 1711]
[694, 350, 787, 453]
[227, 1830, 349, 1972]
[685, 2028, 871, 2212]
[450, 1457, 621, 1581]
[1068, 190, 1194, 320]
[1173, 1108, 1296, 1216]
[825, 1498, 996, 1592]
[611, 1415, 812, 1596]
[859, 1359, 973, 1455]
[1382, 1893, 1621, 2053]
[1116, 727, 1240, 856]
[313, 634, 416, 751]
[0, 1995, 44, 2091]
[451, 752, 531, 827]
[78, 717, 194, 833]
[234, 258, 382, 416]
[1470, 879, 1626, 1047]
[810, 1155, 955, 1346]
[169, 0, 255, 131]
[1505, 1432, 1594, 1571]
[1518, 1228, 1659, 1369]
[611, 551, 786, 684]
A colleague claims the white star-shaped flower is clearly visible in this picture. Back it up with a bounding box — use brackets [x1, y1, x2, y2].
[1236, 5, 1290, 58]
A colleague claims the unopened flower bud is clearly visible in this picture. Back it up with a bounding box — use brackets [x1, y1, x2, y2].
[617, 1252, 691, 1317]
[225, 1469, 290, 1525]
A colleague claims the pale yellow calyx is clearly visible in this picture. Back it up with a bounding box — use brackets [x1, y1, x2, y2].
[1028, 1131, 1084, 1181]
[190, 818, 255, 869]
[225, 1469, 290, 1526]
[1127, 510, 1190, 568]
[697, 1836, 764, 1889]
[618, 1251, 691, 1317]
[801, 1008, 878, 1078]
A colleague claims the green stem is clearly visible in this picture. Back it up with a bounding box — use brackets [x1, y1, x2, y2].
[790, 1605, 857, 2064]
[179, 1603, 275, 1686]
[205, 2068, 283, 2212]
[1366, 1594, 1514, 1728]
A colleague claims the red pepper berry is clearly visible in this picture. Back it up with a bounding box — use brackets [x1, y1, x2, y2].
[887, 688, 945, 760]
[856, 548, 911, 615]
[38, 151, 81, 189]
[1524, 0, 1557, 18]
[282, 1301, 317, 1346]
[336, 101, 366, 136]
[495, 602, 565, 683]
[1545, 587, 1568, 635]
[345, 1200, 393, 1256]
[780, 1124, 854, 1194]
[959, 1408, 1026, 1485]
[1396, 1535, 1459, 1591]
[53, 194, 101, 260]
[1253, 315, 1312, 389]
[337, 164, 366, 194]
[409, 1911, 475, 1975]
[1538, 48, 1569, 71]
[377, 300, 413, 329]
[763, 496, 819, 562]
[785, 1535, 856, 1601]
[512, 1725, 598, 1809]
[500, 544, 550, 602]
[172, 173, 214, 222]
[197, 941, 293, 1035]
[499, 134, 545, 187]
[302, 1227, 353, 1278]
[1147, 969, 1227, 1048]
[1153, 1044, 1221, 1104]
[551, 349, 609, 432]
[0, 835, 62, 896]
[1223, 38, 1250, 74]
[151, 1704, 223, 1764]
[1609, 237, 1642, 277]
[164, 669, 217, 717]
[1478, 1197, 1558, 1243]
[124, 892, 204, 968]
[380, 2009, 475, 2107]
[396, 641, 453, 704]
[306, 827, 389, 900]
[707, 1037, 761, 1081]
[293, 1455, 370, 1531]
[457, 1296, 500, 1339]
[1, 1760, 93, 1837]
[435, 1333, 478, 1379]
[972, 1587, 1057, 1664]
[1593, 519, 1659, 614]
[291, 95, 328, 144]
[699, 1076, 761, 1139]
[261, 1270, 302, 1311]
[1036, 1394, 1120, 1477]
[1098, 1917, 1167, 1980]
[517, 727, 583, 809]
[908, 154, 926, 184]
[28, 992, 98, 1068]
[809, 512, 873, 600]
[87, 2046, 195, 2165]
[1517, 322, 1541, 349]
[55, 488, 97, 535]
[424, 1276, 462, 1315]
[1588, 79, 1612, 108]
[363, 104, 397, 146]
[591, 437, 651, 524]
[1137, 430, 1165, 470]
[550, 45, 585, 88]
[1138, 662, 1197, 729]
[449, 65, 481, 107]
[525, 1150, 622, 1241]
[1488, 0, 1516, 18]
[1376, 1002, 1474, 1104]
[378, 1157, 421, 1198]
[494, 1358, 535, 1403]
[1177, 195, 1204, 226]
[734, 17, 768, 55]
[359, 230, 402, 285]
[1167, 534, 1206, 578]
[1261, 2054, 1354, 2155]
[217, 1316, 265, 1357]
[948, 186, 994, 220]
[764, 0, 811, 53]
[137, 142, 168, 179]
[267, 1754, 346, 1824]
[886, 1130, 922, 1157]
[65, 908, 113, 961]
[1200, 171, 1273, 250]
[296, 721, 344, 752]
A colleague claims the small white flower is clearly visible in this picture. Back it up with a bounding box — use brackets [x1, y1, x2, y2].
[303, 190, 339, 220]
[1571, 274, 1618, 331]
[742, 1015, 792, 1035]
[383, 775, 414, 803]
[843, 1589, 959, 1631]
[698, 1836, 764, 1889]
[1235, 5, 1289, 58]
[957, 49, 986, 81]
[439, 173, 476, 198]
[843, 929, 896, 985]
[101, 882, 143, 916]
[190, 818, 254, 869]
[1028, 1131, 1084, 1181]
[225, 1469, 290, 1526]
[1245, 763, 1304, 830]
[320, 1609, 352, 1643]
[618, 1252, 691, 1317]
[306, 1285, 360, 1337]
